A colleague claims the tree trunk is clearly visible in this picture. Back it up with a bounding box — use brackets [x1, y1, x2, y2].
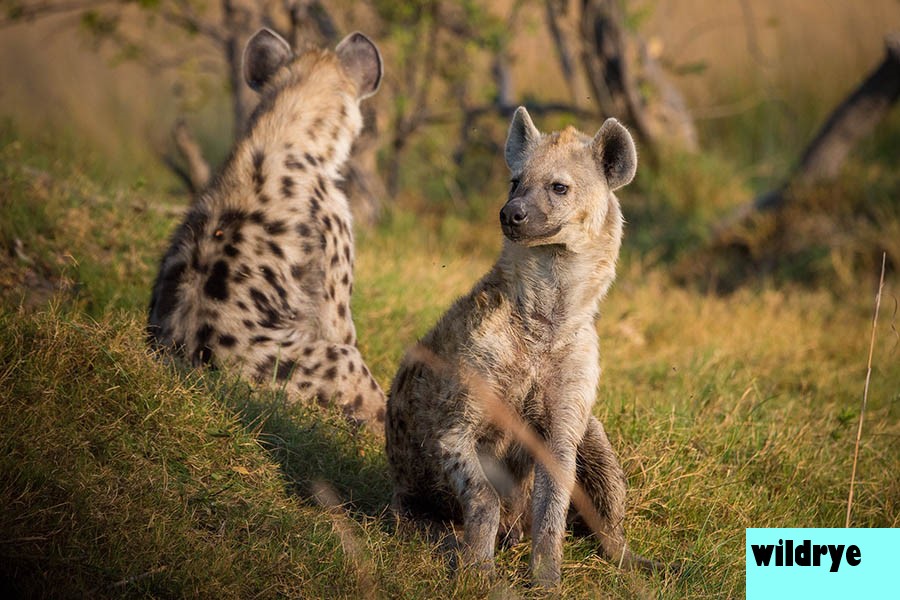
[716, 33, 900, 237]
[577, 0, 697, 155]
[544, 0, 585, 105]
[223, 0, 255, 134]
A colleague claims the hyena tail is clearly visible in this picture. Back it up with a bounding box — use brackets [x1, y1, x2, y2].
[574, 416, 678, 575]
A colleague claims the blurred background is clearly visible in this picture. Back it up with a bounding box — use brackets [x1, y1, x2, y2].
[2, 0, 898, 291]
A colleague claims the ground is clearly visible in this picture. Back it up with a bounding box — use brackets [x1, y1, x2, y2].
[0, 121, 897, 598]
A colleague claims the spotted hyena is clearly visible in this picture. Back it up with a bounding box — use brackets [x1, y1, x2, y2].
[386, 107, 660, 585]
[147, 29, 386, 428]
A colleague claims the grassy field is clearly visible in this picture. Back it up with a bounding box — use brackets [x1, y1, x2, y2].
[1, 1, 899, 595]
[1, 107, 898, 598]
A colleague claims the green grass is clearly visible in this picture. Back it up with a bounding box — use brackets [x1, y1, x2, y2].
[1, 117, 898, 599]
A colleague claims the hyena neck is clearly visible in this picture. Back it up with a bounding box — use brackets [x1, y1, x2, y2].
[499, 224, 622, 329]
[207, 71, 363, 213]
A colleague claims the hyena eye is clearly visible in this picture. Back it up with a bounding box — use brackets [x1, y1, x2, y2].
[509, 179, 520, 193]
[551, 182, 569, 195]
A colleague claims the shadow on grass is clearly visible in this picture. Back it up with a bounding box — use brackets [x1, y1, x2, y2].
[199, 372, 393, 519]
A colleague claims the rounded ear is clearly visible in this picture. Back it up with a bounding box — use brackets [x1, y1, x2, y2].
[505, 106, 541, 172]
[335, 32, 383, 99]
[591, 118, 637, 191]
[243, 28, 292, 92]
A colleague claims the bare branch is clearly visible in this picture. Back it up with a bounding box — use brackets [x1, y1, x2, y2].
[0, 0, 119, 28]
[158, 0, 226, 45]
[172, 118, 211, 193]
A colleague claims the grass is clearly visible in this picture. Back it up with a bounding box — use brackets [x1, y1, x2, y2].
[1, 117, 898, 598]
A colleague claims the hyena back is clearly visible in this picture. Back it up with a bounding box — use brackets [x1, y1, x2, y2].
[386, 107, 658, 585]
[147, 29, 385, 428]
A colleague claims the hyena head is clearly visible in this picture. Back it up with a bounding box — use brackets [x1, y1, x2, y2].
[243, 27, 382, 106]
[500, 107, 637, 252]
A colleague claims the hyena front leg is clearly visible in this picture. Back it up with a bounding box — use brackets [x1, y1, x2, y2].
[530, 437, 579, 586]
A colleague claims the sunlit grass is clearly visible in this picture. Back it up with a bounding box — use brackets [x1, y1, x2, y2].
[1, 100, 898, 597]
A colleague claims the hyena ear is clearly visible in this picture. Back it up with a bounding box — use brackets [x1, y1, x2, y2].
[335, 32, 383, 99]
[243, 28, 292, 92]
[505, 106, 541, 172]
[591, 118, 637, 191]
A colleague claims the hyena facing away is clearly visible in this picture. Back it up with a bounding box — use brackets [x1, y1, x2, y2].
[147, 29, 386, 428]
[386, 107, 661, 585]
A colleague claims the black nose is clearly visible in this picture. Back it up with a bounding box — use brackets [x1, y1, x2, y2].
[500, 201, 528, 227]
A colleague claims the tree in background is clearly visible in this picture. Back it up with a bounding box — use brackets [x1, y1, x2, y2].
[1, 0, 387, 224]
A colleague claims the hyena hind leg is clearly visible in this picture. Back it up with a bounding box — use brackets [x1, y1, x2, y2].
[574, 416, 673, 574]
[260, 340, 386, 428]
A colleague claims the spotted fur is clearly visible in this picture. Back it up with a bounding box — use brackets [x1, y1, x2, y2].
[386, 107, 655, 585]
[148, 29, 386, 428]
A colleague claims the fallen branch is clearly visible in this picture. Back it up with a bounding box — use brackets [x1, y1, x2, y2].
[715, 33, 900, 240]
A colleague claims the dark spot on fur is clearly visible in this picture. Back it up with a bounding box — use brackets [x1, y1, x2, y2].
[252, 149, 266, 193]
[219, 334, 237, 348]
[276, 359, 297, 380]
[258, 193, 271, 204]
[281, 176, 294, 198]
[255, 355, 276, 381]
[348, 361, 356, 373]
[194, 323, 215, 366]
[185, 208, 209, 240]
[302, 346, 314, 357]
[267, 241, 284, 258]
[343, 244, 351, 262]
[251, 335, 272, 344]
[344, 333, 354, 344]
[250, 287, 281, 329]
[302, 242, 314, 254]
[297, 380, 312, 390]
[323, 366, 338, 380]
[150, 261, 186, 323]
[315, 389, 329, 406]
[322, 215, 332, 231]
[224, 244, 239, 258]
[375, 407, 385, 422]
[249, 210, 266, 224]
[302, 362, 322, 377]
[203, 260, 230, 301]
[296, 223, 311, 237]
[285, 154, 305, 170]
[235, 264, 251, 281]
[242, 319, 255, 329]
[304, 152, 318, 167]
[330, 253, 339, 267]
[290, 264, 304, 279]
[353, 394, 363, 408]
[265, 220, 287, 235]
[326, 346, 339, 362]
[341, 273, 350, 287]
[337, 303, 346, 317]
